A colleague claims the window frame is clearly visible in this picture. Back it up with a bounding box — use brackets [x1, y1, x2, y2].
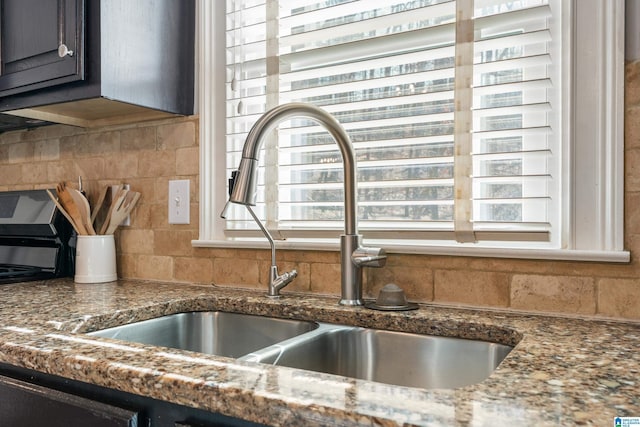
[193, 0, 629, 263]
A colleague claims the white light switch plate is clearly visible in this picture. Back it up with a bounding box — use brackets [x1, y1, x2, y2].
[168, 180, 190, 224]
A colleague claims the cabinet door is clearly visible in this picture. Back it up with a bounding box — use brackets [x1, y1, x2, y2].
[0, 0, 85, 97]
[0, 375, 138, 427]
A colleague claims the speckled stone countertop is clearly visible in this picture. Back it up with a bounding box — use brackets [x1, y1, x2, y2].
[0, 278, 638, 426]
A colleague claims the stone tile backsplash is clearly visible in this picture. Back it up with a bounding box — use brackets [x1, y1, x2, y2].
[2, 61, 640, 320]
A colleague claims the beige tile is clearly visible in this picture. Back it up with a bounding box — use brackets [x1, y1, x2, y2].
[466, 256, 556, 275]
[34, 139, 60, 161]
[149, 203, 169, 229]
[157, 121, 196, 150]
[121, 126, 156, 151]
[626, 149, 640, 193]
[626, 192, 640, 235]
[309, 262, 341, 296]
[19, 125, 56, 141]
[0, 129, 25, 145]
[59, 134, 78, 160]
[625, 105, 640, 150]
[117, 229, 154, 255]
[213, 257, 260, 287]
[511, 274, 596, 315]
[207, 248, 261, 260]
[8, 142, 33, 164]
[0, 164, 23, 185]
[21, 163, 48, 184]
[86, 131, 120, 155]
[73, 132, 120, 157]
[75, 157, 105, 181]
[597, 278, 640, 319]
[626, 60, 640, 107]
[136, 255, 173, 280]
[46, 161, 74, 185]
[125, 178, 156, 203]
[103, 152, 139, 179]
[434, 270, 509, 307]
[42, 124, 79, 139]
[117, 253, 137, 279]
[176, 146, 199, 175]
[130, 202, 152, 229]
[154, 230, 195, 257]
[281, 250, 340, 264]
[174, 257, 214, 284]
[154, 176, 171, 204]
[138, 150, 176, 178]
[191, 174, 199, 203]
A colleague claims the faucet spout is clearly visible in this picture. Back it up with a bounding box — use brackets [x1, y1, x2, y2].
[231, 103, 357, 236]
[229, 102, 386, 305]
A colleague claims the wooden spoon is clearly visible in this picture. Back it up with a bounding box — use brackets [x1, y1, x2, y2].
[68, 187, 96, 235]
[56, 182, 88, 235]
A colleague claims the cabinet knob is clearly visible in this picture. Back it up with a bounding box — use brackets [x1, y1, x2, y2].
[58, 44, 74, 58]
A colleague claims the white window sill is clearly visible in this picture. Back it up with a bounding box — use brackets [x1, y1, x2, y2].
[192, 239, 630, 263]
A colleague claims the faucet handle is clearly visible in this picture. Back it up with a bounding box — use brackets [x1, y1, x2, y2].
[268, 266, 298, 298]
[352, 246, 387, 268]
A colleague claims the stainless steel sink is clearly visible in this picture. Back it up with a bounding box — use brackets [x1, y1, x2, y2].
[246, 324, 513, 389]
[89, 312, 513, 389]
[88, 311, 318, 358]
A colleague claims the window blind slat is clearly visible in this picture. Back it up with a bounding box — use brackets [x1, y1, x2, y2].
[278, 2, 455, 48]
[280, 23, 455, 70]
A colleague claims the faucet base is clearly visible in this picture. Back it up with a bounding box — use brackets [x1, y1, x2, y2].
[339, 298, 364, 306]
[340, 234, 364, 305]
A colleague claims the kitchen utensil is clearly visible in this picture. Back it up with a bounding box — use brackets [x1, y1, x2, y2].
[91, 185, 113, 233]
[46, 189, 81, 234]
[68, 187, 96, 235]
[56, 182, 88, 235]
[99, 188, 127, 235]
[105, 191, 140, 234]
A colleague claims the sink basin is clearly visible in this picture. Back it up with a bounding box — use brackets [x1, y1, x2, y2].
[88, 311, 318, 358]
[89, 311, 513, 389]
[248, 324, 513, 389]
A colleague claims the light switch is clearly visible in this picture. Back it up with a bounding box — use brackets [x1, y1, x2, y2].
[168, 180, 190, 224]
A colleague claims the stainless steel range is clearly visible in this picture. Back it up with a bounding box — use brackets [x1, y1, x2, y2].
[0, 190, 74, 284]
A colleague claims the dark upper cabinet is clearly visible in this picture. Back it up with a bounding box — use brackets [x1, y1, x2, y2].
[0, 0, 85, 97]
[0, 0, 194, 128]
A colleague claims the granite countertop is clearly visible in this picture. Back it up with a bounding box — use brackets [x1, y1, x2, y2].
[0, 278, 638, 426]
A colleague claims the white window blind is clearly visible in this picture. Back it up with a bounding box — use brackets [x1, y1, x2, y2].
[223, 0, 557, 244]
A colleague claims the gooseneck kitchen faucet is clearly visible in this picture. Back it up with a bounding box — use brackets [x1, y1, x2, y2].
[224, 102, 386, 305]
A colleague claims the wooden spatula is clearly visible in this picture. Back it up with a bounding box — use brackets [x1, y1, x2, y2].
[100, 188, 127, 235]
[56, 182, 88, 235]
[68, 187, 96, 235]
[105, 191, 140, 234]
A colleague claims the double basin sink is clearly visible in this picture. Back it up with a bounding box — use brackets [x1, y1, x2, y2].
[89, 311, 513, 390]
